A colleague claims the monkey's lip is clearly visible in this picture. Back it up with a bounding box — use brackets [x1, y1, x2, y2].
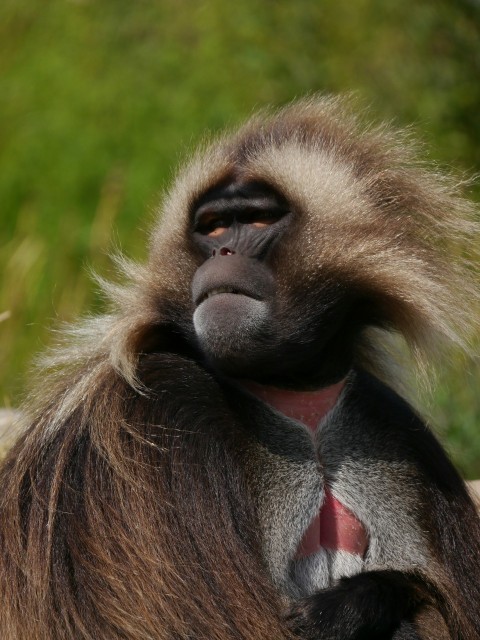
[195, 286, 261, 307]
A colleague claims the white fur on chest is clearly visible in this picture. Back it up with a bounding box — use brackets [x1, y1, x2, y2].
[290, 548, 365, 596]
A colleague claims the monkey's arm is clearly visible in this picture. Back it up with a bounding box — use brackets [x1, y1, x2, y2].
[287, 569, 428, 640]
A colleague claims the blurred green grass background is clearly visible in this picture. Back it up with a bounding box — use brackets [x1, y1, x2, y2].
[1, 0, 480, 476]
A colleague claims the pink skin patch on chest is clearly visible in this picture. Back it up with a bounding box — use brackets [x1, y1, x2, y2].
[243, 380, 369, 558]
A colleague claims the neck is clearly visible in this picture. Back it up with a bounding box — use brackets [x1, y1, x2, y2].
[242, 378, 346, 432]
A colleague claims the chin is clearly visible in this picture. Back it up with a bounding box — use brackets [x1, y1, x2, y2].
[193, 293, 271, 373]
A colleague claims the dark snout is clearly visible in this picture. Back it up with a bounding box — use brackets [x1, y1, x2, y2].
[191, 253, 275, 307]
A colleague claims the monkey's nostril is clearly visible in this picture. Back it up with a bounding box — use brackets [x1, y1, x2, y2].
[212, 249, 216, 257]
[220, 247, 235, 256]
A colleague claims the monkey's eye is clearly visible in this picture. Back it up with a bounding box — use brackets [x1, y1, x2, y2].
[194, 208, 284, 237]
[208, 225, 228, 238]
[194, 212, 231, 237]
[238, 210, 284, 228]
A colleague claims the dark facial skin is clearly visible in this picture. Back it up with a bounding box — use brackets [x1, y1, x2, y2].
[191, 180, 291, 375]
[190, 180, 365, 387]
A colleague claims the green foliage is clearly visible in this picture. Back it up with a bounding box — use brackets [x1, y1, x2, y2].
[1, 0, 479, 475]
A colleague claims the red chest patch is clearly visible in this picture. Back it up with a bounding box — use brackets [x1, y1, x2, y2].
[244, 379, 369, 558]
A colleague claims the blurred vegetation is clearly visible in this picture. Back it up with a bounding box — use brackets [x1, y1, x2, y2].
[1, 0, 480, 475]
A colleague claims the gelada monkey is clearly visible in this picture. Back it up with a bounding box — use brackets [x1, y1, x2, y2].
[1, 97, 480, 639]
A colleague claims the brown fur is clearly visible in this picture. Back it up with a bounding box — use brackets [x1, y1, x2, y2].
[415, 607, 451, 640]
[1, 96, 479, 638]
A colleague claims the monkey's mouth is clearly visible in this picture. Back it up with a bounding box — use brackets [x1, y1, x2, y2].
[195, 286, 260, 307]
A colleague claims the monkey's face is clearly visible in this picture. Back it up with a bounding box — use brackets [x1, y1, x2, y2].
[190, 180, 289, 376]
[188, 179, 354, 386]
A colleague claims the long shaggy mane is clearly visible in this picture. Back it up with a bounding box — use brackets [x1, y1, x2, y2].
[1, 95, 479, 639]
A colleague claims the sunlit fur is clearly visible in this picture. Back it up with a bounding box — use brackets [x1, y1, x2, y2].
[1, 96, 479, 639]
